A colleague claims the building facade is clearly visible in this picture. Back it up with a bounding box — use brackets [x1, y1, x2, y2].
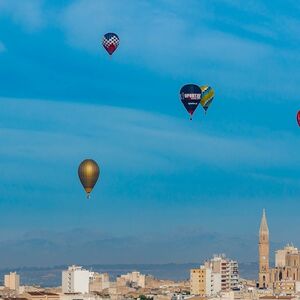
[62, 265, 92, 294]
[4, 272, 20, 292]
[271, 244, 300, 282]
[190, 266, 212, 296]
[229, 260, 239, 289]
[270, 244, 300, 294]
[117, 271, 145, 288]
[89, 272, 110, 292]
[206, 255, 239, 291]
[273, 280, 296, 295]
[190, 254, 239, 296]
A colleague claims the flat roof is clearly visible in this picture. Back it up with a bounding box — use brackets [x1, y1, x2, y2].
[27, 292, 59, 296]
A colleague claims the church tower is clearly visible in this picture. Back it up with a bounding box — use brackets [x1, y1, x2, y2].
[258, 209, 270, 288]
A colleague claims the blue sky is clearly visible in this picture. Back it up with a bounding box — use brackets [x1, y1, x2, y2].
[0, 0, 300, 267]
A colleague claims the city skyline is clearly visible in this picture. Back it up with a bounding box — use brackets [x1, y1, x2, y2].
[0, 209, 300, 296]
[0, 0, 300, 267]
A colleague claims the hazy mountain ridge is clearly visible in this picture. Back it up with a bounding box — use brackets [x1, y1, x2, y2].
[0, 228, 281, 287]
[0, 229, 266, 267]
[0, 262, 259, 287]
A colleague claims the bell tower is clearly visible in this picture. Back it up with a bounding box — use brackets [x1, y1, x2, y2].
[258, 209, 270, 288]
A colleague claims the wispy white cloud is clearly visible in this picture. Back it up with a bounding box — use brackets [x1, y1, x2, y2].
[2, 0, 298, 100]
[203, 0, 300, 49]
[58, 0, 300, 103]
[0, 97, 299, 173]
[0, 0, 45, 31]
[60, 0, 272, 73]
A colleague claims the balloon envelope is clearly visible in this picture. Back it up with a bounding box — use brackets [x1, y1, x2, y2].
[102, 33, 120, 55]
[78, 159, 100, 197]
[180, 84, 202, 119]
[200, 86, 214, 112]
[297, 110, 300, 127]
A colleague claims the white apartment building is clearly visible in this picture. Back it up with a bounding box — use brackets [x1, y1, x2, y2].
[4, 272, 20, 292]
[208, 255, 239, 291]
[62, 265, 92, 294]
[211, 272, 222, 295]
[229, 260, 239, 290]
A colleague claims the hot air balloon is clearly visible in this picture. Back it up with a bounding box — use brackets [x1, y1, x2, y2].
[297, 110, 300, 127]
[78, 159, 100, 198]
[102, 33, 119, 56]
[200, 86, 214, 113]
[180, 84, 202, 120]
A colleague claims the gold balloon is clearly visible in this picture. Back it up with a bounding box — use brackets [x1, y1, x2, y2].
[78, 159, 100, 198]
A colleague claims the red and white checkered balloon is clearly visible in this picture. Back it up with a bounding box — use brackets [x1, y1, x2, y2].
[102, 33, 120, 56]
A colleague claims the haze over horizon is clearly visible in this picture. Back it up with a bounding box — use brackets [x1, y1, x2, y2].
[0, 0, 300, 268]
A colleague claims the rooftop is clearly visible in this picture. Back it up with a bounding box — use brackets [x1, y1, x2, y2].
[260, 296, 294, 300]
[27, 292, 58, 296]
